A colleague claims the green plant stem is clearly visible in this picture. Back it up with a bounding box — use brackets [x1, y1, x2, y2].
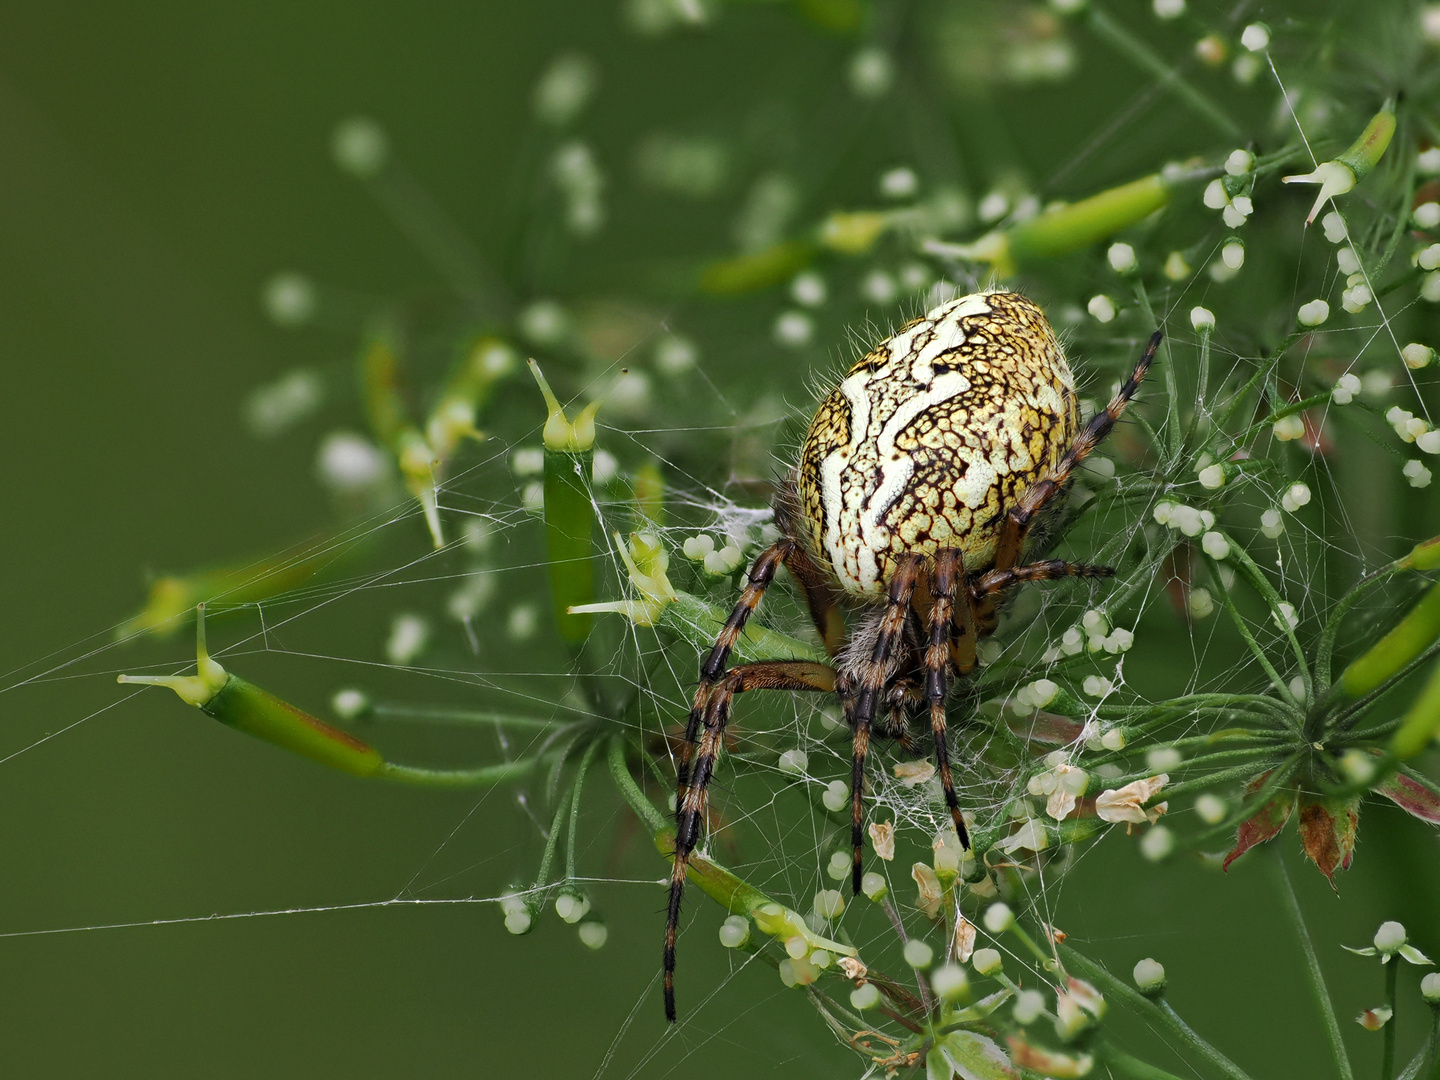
[565, 738, 603, 883]
[376, 756, 545, 787]
[1394, 1012, 1436, 1080]
[1103, 1045, 1189, 1080]
[1059, 945, 1256, 1080]
[1084, 5, 1242, 138]
[1271, 849, 1355, 1080]
[1205, 554, 1303, 722]
[607, 735, 668, 833]
[370, 704, 567, 728]
[1226, 540, 1314, 709]
[1383, 956, 1399, 1080]
[532, 784, 575, 895]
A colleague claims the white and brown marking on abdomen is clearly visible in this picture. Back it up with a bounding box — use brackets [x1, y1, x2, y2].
[796, 290, 1079, 598]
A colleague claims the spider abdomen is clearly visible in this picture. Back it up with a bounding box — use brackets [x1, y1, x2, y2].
[796, 290, 1079, 597]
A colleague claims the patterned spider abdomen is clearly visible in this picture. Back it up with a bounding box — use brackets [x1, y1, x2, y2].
[796, 290, 1079, 597]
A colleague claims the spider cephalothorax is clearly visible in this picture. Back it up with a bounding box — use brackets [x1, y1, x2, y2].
[664, 289, 1160, 1023]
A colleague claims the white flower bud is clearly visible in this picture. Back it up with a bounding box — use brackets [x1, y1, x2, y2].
[777, 749, 809, 775]
[1260, 509, 1285, 539]
[1298, 299, 1330, 327]
[1133, 957, 1167, 994]
[682, 534, 715, 560]
[1107, 242, 1138, 273]
[1082, 675, 1114, 698]
[861, 871, 888, 901]
[1421, 972, 1440, 1004]
[1403, 343, 1435, 369]
[827, 849, 850, 881]
[1201, 531, 1231, 560]
[1281, 483, 1312, 512]
[790, 271, 827, 307]
[1164, 251, 1191, 279]
[1188, 587, 1215, 617]
[931, 963, 970, 1000]
[331, 116, 389, 177]
[983, 903, 1015, 934]
[823, 780, 849, 813]
[1225, 149, 1254, 175]
[1420, 148, 1440, 176]
[1203, 179, 1228, 210]
[1152, 0, 1185, 18]
[1148, 747, 1183, 771]
[1321, 211, 1348, 243]
[578, 921, 608, 949]
[1332, 373, 1361, 404]
[904, 938, 935, 969]
[1416, 202, 1440, 229]
[972, 947, 1003, 976]
[331, 688, 372, 721]
[774, 311, 814, 347]
[1140, 825, 1175, 861]
[1190, 306, 1216, 331]
[1405, 460, 1434, 488]
[1222, 241, 1245, 269]
[1088, 294, 1117, 323]
[1375, 921, 1407, 953]
[850, 983, 881, 1010]
[1196, 793, 1227, 824]
[1425, 272, 1440, 302]
[1240, 22, 1270, 51]
[813, 889, 845, 920]
[1014, 988, 1047, 1024]
[1198, 464, 1226, 489]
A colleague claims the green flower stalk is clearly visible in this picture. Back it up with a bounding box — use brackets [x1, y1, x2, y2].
[1283, 103, 1396, 224]
[529, 360, 600, 645]
[119, 605, 545, 787]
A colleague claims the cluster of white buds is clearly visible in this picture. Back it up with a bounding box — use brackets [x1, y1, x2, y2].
[1280, 482, 1313, 513]
[1056, 609, 1133, 656]
[499, 891, 535, 935]
[681, 533, 746, 575]
[550, 141, 606, 236]
[1331, 373, 1361, 404]
[1153, 500, 1216, 537]
[1202, 177, 1254, 228]
[1385, 406, 1440, 453]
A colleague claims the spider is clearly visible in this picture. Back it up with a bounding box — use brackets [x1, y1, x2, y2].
[663, 289, 1160, 1023]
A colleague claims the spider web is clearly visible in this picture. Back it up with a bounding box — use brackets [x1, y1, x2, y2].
[0, 8, 1433, 1077]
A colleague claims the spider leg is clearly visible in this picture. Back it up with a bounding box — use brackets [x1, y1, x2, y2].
[971, 559, 1115, 602]
[926, 548, 970, 850]
[850, 553, 925, 895]
[665, 659, 836, 1024]
[991, 329, 1161, 572]
[677, 540, 797, 809]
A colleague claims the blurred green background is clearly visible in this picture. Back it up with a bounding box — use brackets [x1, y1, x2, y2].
[1, 1, 1437, 1076]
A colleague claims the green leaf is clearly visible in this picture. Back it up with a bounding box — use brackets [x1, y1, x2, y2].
[939, 1031, 1018, 1080]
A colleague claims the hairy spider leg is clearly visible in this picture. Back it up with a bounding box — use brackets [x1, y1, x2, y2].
[925, 548, 970, 850]
[990, 329, 1162, 575]
[675, 540, 797, 805]
[850, 552, 926, 895]
[665, 659, 837, 1024]
[676, 539, 845, 807]
[971, 560, 1115, 600]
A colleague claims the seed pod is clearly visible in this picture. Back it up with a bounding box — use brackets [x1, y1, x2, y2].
[530, 361, 599, 644]
[1338, 582, 1440, 698]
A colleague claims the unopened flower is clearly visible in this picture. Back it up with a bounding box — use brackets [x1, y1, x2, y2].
[1403, 343, 1435, 370]
[1346, 921, 1434, 964]
[1190, 305, 1215, 331]
[972, 948, 1003, 976]
[1133, 957, 1166, 994]
[1088, 294, 1117, 323]
[1107, 242, 1137, 274]
[1298, 299, 1330, 327]
[1332, 373, 1361, 404]
[1358, 1006, 1393, 1031]
[1240, 22, 1270, 50]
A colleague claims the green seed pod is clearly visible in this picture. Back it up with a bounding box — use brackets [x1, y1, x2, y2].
[1391, 657, 1440, 760]
[119, 605, 384, 777]
[1338, 582, 1440, 699]
[530, 361, 599, 645]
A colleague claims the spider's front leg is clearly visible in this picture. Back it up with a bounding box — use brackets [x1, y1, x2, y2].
[848, 553, 925, 895]
[665, 659, 836, 1024]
